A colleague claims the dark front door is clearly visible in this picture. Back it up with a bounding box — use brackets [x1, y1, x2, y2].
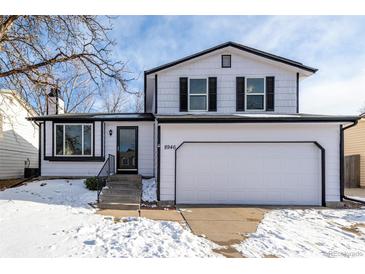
[117, 126, 138, 174]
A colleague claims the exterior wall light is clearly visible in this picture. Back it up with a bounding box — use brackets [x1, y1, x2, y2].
[109, 129, 113, 136]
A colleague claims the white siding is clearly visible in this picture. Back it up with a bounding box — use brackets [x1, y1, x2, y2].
[156, 48, 298, 114]
[0, 92, 38, 179]
[41, 121, 154, 177]
[94, 121, 102, 156]
[104, 121, 154, 177]
[160, 123, 341, 203]
[44, 121, 52, 157]
[40, 122, 104, 177]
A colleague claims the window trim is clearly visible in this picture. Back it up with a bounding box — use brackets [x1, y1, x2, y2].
[188, 77, 209, 112]
[54, 123, 93, 157]
[245, 77, 266, 111]
[221, 54, 231, 68]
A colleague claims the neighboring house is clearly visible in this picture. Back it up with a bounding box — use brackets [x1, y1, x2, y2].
[0, 90, 39, 179]
[29, 41, 359, 206]
[344, 115, 365, 187]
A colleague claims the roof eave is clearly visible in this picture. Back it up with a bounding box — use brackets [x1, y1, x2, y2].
[145, 41, 318, 76]
[156, 116, 359, 124]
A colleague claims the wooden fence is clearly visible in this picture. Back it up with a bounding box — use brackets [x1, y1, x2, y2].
[344, 154, 360, 188]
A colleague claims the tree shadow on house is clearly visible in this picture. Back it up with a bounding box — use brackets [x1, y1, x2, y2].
[0, 129, 38, 179]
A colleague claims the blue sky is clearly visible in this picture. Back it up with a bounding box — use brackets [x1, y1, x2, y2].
[110, 16, 365, 115]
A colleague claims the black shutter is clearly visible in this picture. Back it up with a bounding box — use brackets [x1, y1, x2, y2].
[208, 77, 217, 111]
[266, 76, 275, 111]
[179, 77, 188, 112]
[236, 77, 245, 111]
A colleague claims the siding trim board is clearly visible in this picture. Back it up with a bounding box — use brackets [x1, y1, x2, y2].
[101, 122, 104, 158]
[157, 125, 161, 201]
[43, 122, 46, 160]
[155, 74, 158, 114]
[296, 72, 300, 113]
[174, 140, 326, 206]
[144, 72, 147, 113]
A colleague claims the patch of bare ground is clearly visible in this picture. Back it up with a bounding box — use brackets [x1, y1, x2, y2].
[341, 223, 365, 236]
[0, 178, 24, 190]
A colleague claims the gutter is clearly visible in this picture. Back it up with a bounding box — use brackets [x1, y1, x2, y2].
[157, 117, 359, 124]
[340, 120, 365, 205]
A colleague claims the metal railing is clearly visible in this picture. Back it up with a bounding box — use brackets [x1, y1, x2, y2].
[96, 154, 115, 202]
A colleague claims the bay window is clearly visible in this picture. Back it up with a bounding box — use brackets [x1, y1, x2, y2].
[55, 124, 92, 156]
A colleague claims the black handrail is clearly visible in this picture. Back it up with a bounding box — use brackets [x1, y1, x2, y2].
[96, 154, 115, 202]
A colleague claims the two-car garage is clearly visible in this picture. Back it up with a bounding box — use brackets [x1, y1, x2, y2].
[176, 142, 323, 205]
[158, 121, 343, 206]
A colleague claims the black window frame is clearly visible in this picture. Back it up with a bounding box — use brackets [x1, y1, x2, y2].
[54, 123, 93, 157]
[221, 55, 231, 68]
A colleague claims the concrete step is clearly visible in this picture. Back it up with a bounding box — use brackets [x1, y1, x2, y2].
[106, 181, 141, 189]
[109, 174, 141, 182]
[100, 194, 140, 204]
[98, 202, 140, 210]
[102, 188, 140, 196]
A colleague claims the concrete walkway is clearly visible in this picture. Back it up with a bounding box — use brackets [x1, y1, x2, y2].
[97, 206, 268, 258]
[98, 208, 184, 222]
[345, 188, 365, 200]
[178, 206, 268, 258]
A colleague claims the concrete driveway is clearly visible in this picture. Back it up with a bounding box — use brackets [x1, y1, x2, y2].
[178, 206, 269, 257]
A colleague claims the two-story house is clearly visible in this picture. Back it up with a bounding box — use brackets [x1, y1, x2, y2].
[29, 41, 359, 206]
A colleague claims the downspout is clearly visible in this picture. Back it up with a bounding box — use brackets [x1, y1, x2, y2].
[34, 120, 41, 177]
[340, 120, 365, 204]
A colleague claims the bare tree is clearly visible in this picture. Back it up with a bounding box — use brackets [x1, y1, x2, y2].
[0, 16, 135, 114]
[134, 91, 144, 112]
[100, 88, 129, 113]
[359, 103, 365, 115]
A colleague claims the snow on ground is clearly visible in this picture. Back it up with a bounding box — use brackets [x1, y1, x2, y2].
[0, 179, 219, 258]
[142, 178, 157, 202]
[236, 209, 365, 258]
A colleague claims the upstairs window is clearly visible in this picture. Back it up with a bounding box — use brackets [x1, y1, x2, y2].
[55, 124, 92, 156]
[189, 78, 208, 111]
[246, 78, 265, 110]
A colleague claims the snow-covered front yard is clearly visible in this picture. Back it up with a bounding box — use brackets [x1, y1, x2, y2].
[1, 179, 364, 258]
[0, 179, 218, 258]
[236, 208, 365, 258]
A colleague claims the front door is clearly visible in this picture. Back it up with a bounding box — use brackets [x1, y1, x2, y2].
[116, 126, 138, 174]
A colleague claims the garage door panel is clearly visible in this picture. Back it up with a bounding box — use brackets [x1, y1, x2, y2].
[176, 143, 321, 205]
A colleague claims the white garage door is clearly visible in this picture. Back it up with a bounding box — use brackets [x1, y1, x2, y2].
[176, 143, 322, 205]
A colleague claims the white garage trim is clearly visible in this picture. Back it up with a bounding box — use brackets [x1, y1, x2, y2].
[174, 141, 325, 206]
